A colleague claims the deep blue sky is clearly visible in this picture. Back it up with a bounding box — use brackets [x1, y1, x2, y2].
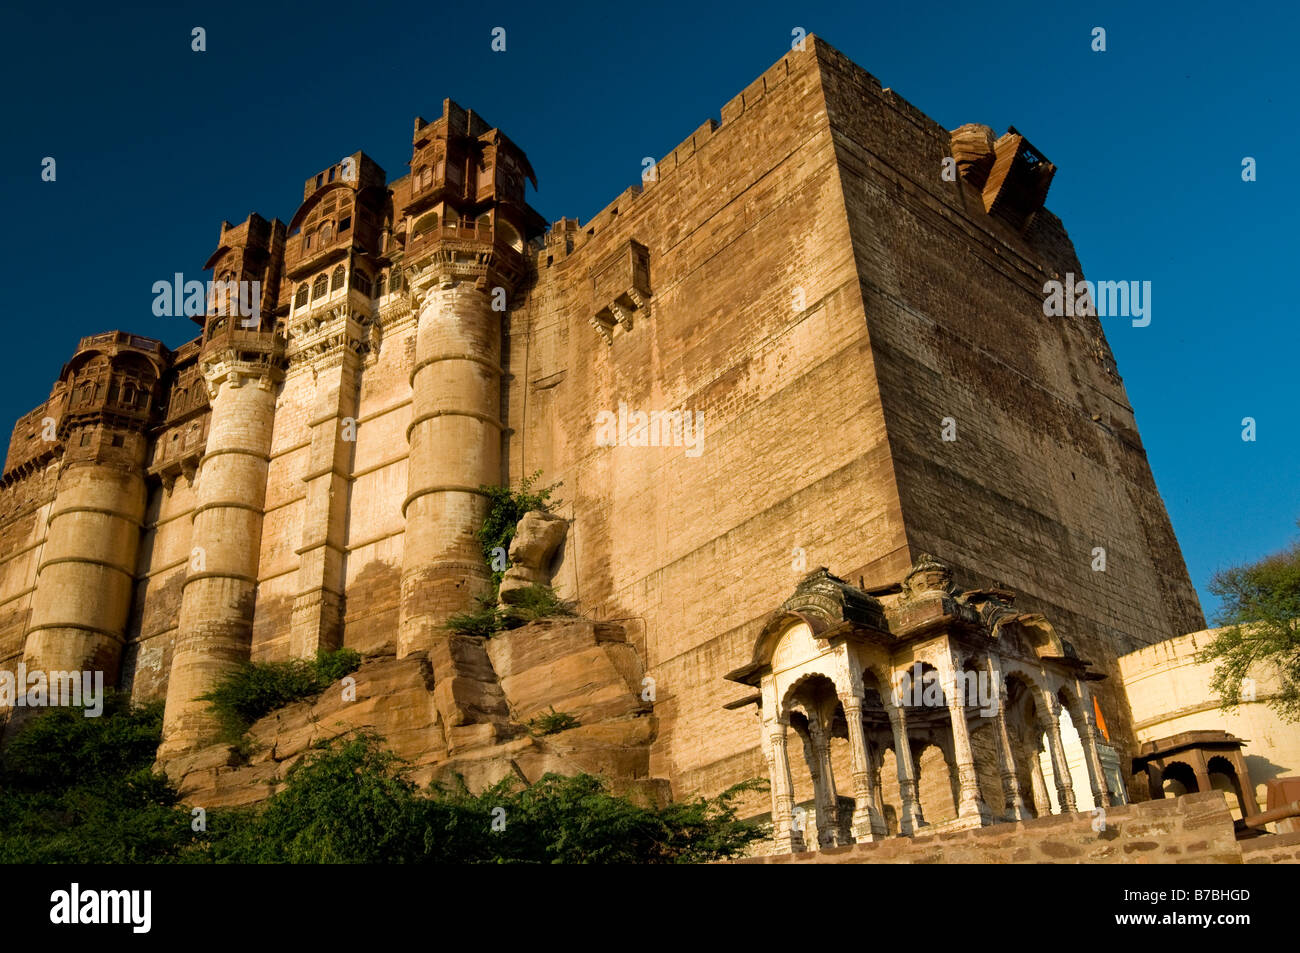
[2, 0, 1295, 620]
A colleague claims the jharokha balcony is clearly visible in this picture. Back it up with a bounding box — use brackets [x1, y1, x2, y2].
[401, 220, 524, 270]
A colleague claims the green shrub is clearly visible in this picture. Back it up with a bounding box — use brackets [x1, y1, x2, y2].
[0, 718, 767, 863]
[446, 596, 504, 638]
[200, 647, 362, 744]
[501, 585, 576, 629]
[0, 694, 199, 863]
[524, 707, 581, 736]
[210, 731, 768, 864]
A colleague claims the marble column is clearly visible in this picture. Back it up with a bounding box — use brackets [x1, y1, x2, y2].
[806, 715, 840, 848]
[1029, 748, 1053, 816]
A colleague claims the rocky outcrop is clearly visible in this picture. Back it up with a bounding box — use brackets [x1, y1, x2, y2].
[168, 617, 669, 810]
[498, 509, 568, 606]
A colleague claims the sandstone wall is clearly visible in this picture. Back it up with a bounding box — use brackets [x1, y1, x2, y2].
[508, 42, 902, 810]
[816, 41, 1205, 799]
[0, 466, 56, 676]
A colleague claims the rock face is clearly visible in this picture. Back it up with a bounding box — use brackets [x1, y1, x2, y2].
[498, 510, 568, 606]
[168, 618, 669, 810]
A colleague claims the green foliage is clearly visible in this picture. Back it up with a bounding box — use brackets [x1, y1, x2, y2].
[199, 648, 362, 744]
[477, 470, 561, 590]
[501, 585, 577, 628]
[0, 694, 199, 863]
[0, 716, 766, 863]
[525, 707, 581, 736]
[211, 732, 768, 863]
[447, 585, 579, 638]
[1199, 524, 1300, 722]
[446, 595, 505, 638]
[205, 731, 429, 863]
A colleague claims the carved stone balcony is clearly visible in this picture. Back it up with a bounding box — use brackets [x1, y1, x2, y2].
[589, 239, 651, 344]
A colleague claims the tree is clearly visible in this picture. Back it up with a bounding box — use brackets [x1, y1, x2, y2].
[211, 732, 768, 864]
[0, 694, 199, 863]
[1198, 523, 1300, 722]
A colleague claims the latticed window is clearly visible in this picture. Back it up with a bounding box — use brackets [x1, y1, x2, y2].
[353, 270, 371, 295]
[294, 284, 308, 308]
[331, 266, 346, 291]
[312, 274, 328, 300]
[375, 274, 386, 298]
[319, 222, 332, 246]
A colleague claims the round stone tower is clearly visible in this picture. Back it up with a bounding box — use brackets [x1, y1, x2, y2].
[397, 270, 509, 657]
[158, 216, 285, 760]
[22, 333, 166, 686]
[394, 101, 540, 660]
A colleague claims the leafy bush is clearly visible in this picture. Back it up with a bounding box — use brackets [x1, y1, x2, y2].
[210, 731, 768, 864]
[446, 596, 504, 638]
[0, 717, 767, 863]
[0, 694, 199, 863]
[524, 707, 581, 736]
[502, 585, 576, 628]
[200, 648, 362, 744]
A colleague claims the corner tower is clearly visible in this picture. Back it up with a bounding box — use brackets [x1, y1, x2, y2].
[21, 334, 167, 685]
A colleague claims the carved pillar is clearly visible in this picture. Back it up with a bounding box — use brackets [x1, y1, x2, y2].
[1231, 751, 1260, 816]
[885, 702, 925, 835]
[767, 717, 805, 853]
[1072, 700, 1112, 808]
[1029, 748, 1053, 815]
[1146, 763, 1165, 801]
[941, 666, 992, 824]
[1189, 749, 1211, 794]
[807, 714, 841, 847]
[990, 674, 1031, 821]
[1039, 694, 1077, 813]
[840, 692, 886, 841]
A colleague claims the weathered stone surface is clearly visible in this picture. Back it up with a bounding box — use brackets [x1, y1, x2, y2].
[725, 792, 1265, 864]
[499, 510, 568, 605]
[169, 622, 668, 809]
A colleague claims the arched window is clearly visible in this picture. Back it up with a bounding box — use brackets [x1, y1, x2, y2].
[416, 165, 428, 190]
[319, 222, 333, 246]
[412, 212, 438, 239]
[353, 270, 371, 295]
[331, 266, 346, 292]
[312, 274, 328, 300]
[294, 284, 308, 309]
